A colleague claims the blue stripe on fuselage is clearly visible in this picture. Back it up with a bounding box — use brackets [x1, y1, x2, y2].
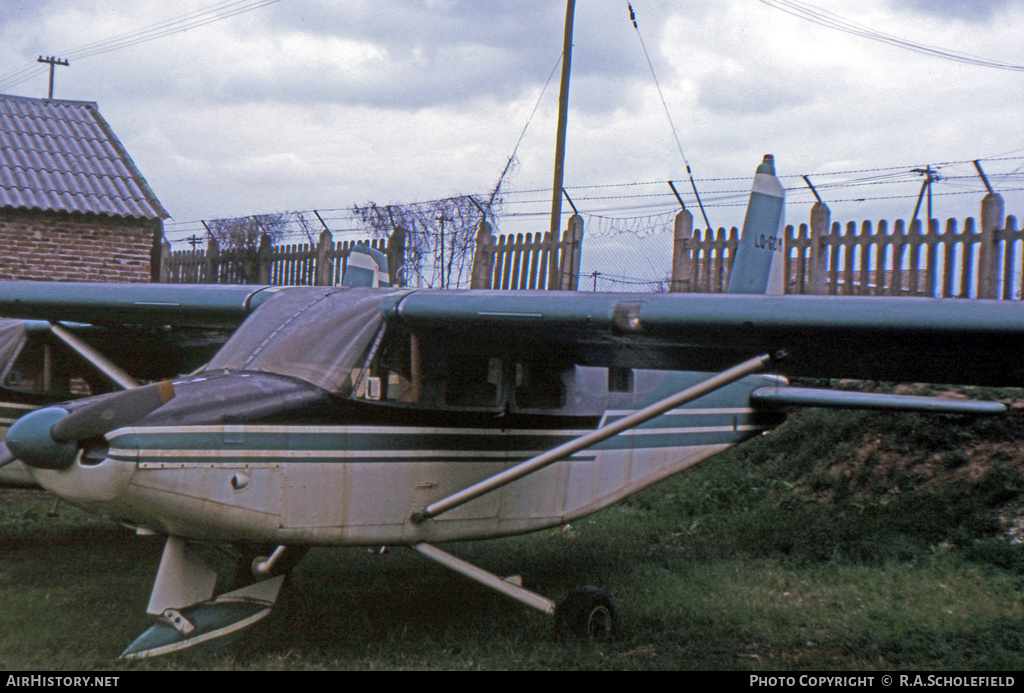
[108, 407, 775, 466]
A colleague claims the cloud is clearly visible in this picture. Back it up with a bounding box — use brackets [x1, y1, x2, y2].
[0, 0, 49, 26]
[3, 0, 1023, 237]
[236, 0, 660, 112]
[696, 67, 816, 116]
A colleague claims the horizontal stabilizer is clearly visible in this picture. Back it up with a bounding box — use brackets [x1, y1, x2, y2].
[750, 387, 1007, 415]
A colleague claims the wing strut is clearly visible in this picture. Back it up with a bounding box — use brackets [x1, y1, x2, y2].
[411, 352, 777, 524]
[45, 322, 140, 389]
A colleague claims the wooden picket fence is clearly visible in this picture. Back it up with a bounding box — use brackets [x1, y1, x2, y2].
[160, 192, 1021, 300]
[673, 193, 1020, 299]
[469, 215, 584, 290]
[160, 232, 390, 286]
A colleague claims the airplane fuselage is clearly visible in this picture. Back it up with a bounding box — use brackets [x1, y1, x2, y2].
[28, 367, 786, 546]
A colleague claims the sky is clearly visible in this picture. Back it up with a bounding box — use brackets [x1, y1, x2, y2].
[1, 0, 1023, 270]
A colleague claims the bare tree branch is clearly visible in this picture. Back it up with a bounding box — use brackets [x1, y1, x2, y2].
[206, 213, 289, 283]
[351, 193, 503, 289]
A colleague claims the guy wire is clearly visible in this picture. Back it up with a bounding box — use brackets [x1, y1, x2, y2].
[628, 3, 712, 230]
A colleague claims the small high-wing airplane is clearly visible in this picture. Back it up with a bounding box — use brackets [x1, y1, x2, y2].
[0, 157, 1019, 659]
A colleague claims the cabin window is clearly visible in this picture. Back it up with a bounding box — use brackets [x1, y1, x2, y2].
[608, 367, 633, 394]
[371, 329, 419, 403]
[2, 339, 99, 397]
[445, 357, 502, 407]
[514, 362, 565, 409]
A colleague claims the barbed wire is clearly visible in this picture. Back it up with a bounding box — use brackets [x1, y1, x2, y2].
[580, 211, 678, 239]
[163, 155, 1024, 247]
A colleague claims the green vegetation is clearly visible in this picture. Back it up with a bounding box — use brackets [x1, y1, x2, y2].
[2, 402, 1023, 670]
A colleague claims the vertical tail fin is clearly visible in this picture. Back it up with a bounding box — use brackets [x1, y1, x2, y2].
[342, 243, 391, 288]
[726, 154, 786, 295]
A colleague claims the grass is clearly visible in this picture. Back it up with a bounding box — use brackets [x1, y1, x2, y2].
[1, 401, 1023, 670]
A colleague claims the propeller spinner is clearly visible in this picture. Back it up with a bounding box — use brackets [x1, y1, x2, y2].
[5, 381, 175, 470]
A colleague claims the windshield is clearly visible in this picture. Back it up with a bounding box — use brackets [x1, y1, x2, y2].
[207, 287, 407, 394]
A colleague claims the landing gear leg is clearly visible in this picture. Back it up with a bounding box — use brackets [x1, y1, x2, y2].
[411, 542, 557, 616]
[411, 543, 617, 640]
[120, 537, 299, 660]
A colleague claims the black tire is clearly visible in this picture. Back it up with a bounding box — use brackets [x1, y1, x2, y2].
[554, 586, 616, 641]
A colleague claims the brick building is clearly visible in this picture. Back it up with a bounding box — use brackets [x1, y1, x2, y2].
[0, 94, 168, 282]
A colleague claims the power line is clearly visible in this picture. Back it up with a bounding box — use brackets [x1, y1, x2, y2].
[488, 52, 565, 210]
[62, 1, 281, 61]
[760, 0, 1024, 72]
[0, 0, 283, 92]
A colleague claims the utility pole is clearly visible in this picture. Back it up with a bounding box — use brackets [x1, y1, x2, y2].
[436, 214, 452, 288]
[37, 56, 69, 99]
[911, 166, 940, 226]
[549, 0, 576, 240]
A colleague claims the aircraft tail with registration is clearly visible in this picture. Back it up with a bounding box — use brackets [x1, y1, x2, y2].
[726, 154, 786, 295]
[342, 243, 391, 288]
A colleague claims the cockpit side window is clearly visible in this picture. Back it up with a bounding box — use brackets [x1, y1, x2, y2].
[376, 328, 417, 402]
[351, 327, 506, 410]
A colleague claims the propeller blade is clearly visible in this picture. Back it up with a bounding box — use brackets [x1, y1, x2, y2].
[50, 381, 175, 443]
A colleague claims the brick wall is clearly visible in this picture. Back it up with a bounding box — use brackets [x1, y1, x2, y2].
[0, 211, 161, 282]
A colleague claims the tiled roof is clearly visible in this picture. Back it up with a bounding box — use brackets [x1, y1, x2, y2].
[0, 94, 168, 220]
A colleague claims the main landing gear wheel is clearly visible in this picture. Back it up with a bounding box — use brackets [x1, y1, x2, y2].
[554, 587, 616, 641]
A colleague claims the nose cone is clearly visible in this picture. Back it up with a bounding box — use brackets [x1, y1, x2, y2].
[6, 407, 78, 470]
[10, 406, 137, 507]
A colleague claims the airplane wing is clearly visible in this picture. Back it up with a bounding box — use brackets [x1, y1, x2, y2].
[0, 281, 276, 328]
[382, 290, 1024, 387]
[0, 282, 1020, 388]
[0, 282, 287, 380]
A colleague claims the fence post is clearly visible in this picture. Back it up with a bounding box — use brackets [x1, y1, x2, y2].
[670, 208, 694, 292]
[560, 213, 584, 290]
[256, 234, 272, 285]
[978, 191, 1004, 299]
[204, 237, 219, 284]
[314, 229, 333, 286]
[386, 225, 406, 287]
[807, 201, 830, 295]
[470, 220, 495, 289]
